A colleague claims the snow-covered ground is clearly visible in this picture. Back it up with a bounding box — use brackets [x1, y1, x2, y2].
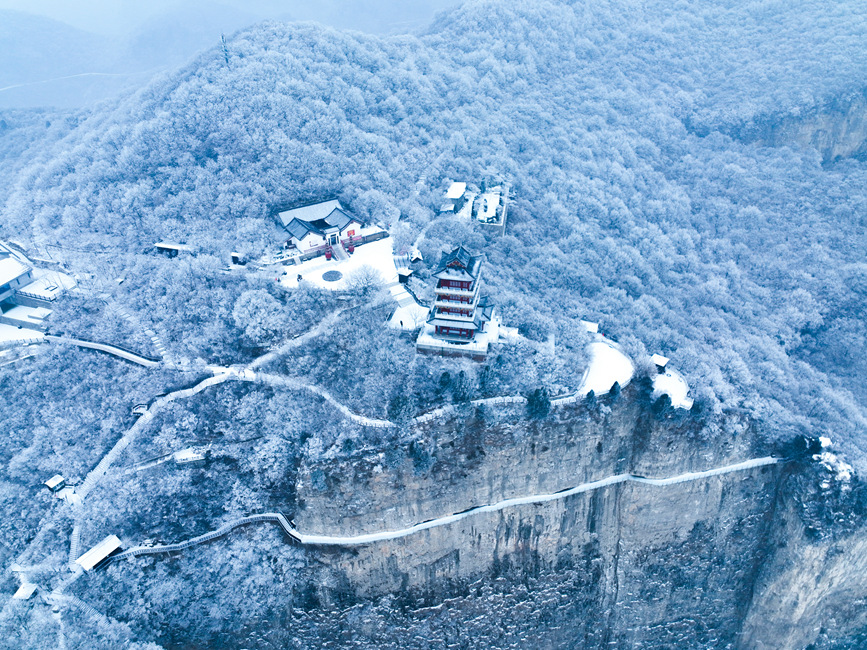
[0, 322, 45, 344]
[387, 294, 429, 330]
[20, 268, 77, 299]
[456, 192, 476, 219]
[278, 237, 397, 291]
[578, 338, 635, 396]
[652, 367, 694, 409]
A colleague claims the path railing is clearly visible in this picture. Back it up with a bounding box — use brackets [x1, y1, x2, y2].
[110, 457, 780, 560]
[46, 335, 160, 368]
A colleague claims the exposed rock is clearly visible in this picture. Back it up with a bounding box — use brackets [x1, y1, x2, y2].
[736, 89, 867, 163]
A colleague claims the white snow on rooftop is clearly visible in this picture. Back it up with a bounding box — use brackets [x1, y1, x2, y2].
[0, 324, 44, 344]
[279, 237, 397, 291]
[0, 257, 30, 286]
[580, 320, 599, 334]
[653, 367, 694, 409]
[277, 199, 343, 227]
[446, 182, 466, 199]
[578, 339, 634, 396]
[2, 305, 51, 325]
[651, 353, 669, 368]
[75, 534, 121, 571]
[44, 474, 65, 489]
[13, 583, 37, 600]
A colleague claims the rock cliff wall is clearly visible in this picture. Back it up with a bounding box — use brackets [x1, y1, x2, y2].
[735, 89, 867, 163]
[293, 387, 864, 648]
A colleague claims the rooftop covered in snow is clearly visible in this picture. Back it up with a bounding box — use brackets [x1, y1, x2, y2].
[0, 257, 31, 287]
[76, 534, 122, 571]
[446, 182, 467, 199]
[432, 246, 483, 279]
[277, 199, 343, 228]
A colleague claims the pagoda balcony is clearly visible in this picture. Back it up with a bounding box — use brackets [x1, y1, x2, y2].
[433, 297, 478, 312]
[434, 286, 477, 299]
[431, 331, 476, 343]
[431, 309, 477, 323]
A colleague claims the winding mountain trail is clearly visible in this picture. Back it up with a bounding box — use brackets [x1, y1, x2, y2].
[76, 372, 233, 500]
[252, 373, 395, 428]
[111, 457, 779, 561]
[15, 303, 669, 616]
[250, 308, 345, 370]
[46, 335, 160, 368]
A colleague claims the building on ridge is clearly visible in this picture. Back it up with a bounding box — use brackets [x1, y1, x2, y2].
[278, 199, 367, 260]
[416, 246, 498, 360]
[0, 257, 33, 305]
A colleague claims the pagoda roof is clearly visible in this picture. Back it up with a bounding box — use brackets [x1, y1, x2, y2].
[428, 315, 481, 330]
[432, 246, 483, 278]
[427, 295, 494, 331]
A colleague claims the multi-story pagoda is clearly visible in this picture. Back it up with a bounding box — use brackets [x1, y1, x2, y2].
[416, 246, 497, 358]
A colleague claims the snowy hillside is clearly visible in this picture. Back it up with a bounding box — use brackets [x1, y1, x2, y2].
[3, 0, 864, 466]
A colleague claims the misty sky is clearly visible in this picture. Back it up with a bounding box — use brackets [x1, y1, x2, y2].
[0, 0, 457, 107]
[0, 0, 456, 36]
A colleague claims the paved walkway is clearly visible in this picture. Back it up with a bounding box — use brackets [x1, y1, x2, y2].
[253, 373, 395, 428]
[76, 372, 233, 500]
[46, 335, 160, 368]
[111, 457, 779, 558]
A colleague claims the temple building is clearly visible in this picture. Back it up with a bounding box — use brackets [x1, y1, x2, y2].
[276, 198, 389, 263]
[278, 199, 365, 258]
[416, 246, 497, 359]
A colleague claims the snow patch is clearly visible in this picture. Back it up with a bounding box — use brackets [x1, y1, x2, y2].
[653, 368, 694, 409]
[278, 237, 397, 291]
[815, 450, 853, 483]
[388, 300, 429, 331]
[578, 339, 634, 396]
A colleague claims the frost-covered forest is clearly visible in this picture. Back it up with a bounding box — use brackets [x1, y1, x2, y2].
[3, 0, 866, 464]
[2, 0, 867, 647]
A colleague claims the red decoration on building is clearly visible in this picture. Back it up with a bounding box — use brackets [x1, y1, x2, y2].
[426, 246, 493, 342]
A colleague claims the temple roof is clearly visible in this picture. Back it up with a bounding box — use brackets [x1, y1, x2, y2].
[0, 257, 31, 286]
[277, 199, 343, 227]
[284, 207, 362, 241]
[432, 246, 483, 279]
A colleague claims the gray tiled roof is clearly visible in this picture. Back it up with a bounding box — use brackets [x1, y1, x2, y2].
[277, 199, 343, 227]
[432, 246, 482, 278]
[285, 218, 321, 241]
[283, 205, 364, 241]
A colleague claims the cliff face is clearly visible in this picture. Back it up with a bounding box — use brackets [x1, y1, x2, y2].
[293, 388, 865, 648]
[736, 90, 867, 163]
